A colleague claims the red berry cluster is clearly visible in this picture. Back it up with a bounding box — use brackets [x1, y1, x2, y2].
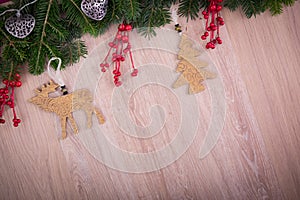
[201, 0, 225, 49]
[0, 73, 22, 127]
[100, 23, 138, 87]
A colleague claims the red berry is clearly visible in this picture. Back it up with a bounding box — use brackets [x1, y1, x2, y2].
[9, 81, 15, 87]
[116, 34, 122, 40]
[0, 89, 4, 93]
[216, 5, 222, 11]
[219, 21, 225, 26]
[15, 73, 21, 80]
[201, 35, 206, 40]
[118, 24, 125, 31]
[202, 11, 207, 15]
[218, 39, 223, 44]
[211, 43, 215, 49]
[15, 81, 22, 87]
[6, 101, 12, 106]
[204, 14, 209, 19]
[2, 79, 8, 85]
[115, 81, 122, 87]
[217, 17, 223, 22]
[0, 119, 5, 124]
[109, 42, 115, 47]
[17, 119, 21, 123]
[122, 36, 129, 43]
[204, 31, 209, 37]
[207, 27, 211, 31]
[101, 68, 106, 72]
[4, 89, 9, 94]
[131, 69, 138, 77]
[217, 0, 223, 3]
[13, 122, 18, 127]
[125, 24, 132, 31]
[210, 5, 216, 11]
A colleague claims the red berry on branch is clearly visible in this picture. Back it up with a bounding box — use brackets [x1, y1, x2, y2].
[13, 122, 19, 127]
[122, 36, 129, 43]
[204, 14, 209, 19]
[131, 69, 138, 77]
[219, 21, 225, 26]
[15, 81, 22, 87]
[204, 31, 209, 37]
[2, 79, 8, 85]
[118, 24, 125, 31]
[210, 5, 216, 11]
[0, 119, 5, 124]
[116, 34, 122, 40]
[202, 11, 207, 15]
[9, 81, 15, 87]
[6, 101, 12, 106]
[201, 35, 207, 40]
[109, 42, 115, 47]
[15, 73, 21, 80]
[125, 24, 132, 31]
[218, 39, 223, 44]
[216, 5, 222, 11]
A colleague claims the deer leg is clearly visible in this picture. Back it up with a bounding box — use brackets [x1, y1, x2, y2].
[81, 106, 92, 128]
[94, 108, 105, 124]
[60, 117, 67, 139]
[68, 114, 79, 134]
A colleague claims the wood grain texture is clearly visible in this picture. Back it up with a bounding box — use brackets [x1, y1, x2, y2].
[0, 2, 300, 199]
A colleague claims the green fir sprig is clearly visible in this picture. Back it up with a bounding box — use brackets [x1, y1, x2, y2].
[0, 0, 296, 80]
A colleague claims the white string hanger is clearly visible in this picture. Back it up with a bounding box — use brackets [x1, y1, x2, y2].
[0, 0, 38, 17]
[47, 57, 69, 95]
[170, 4, 182, 35]
[1, 0, 38, 39]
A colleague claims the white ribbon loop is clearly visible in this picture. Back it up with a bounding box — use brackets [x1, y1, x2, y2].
[47, 57, 65, 87]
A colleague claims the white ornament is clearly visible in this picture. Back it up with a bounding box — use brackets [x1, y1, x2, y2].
[5, 13, 35, 39]
[81, 0, 108, 21]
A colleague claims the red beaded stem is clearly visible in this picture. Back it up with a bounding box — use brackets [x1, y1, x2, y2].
[100, 23, 137, 87]
[0, 73, 22, 127]
[201, 0, 224, 49]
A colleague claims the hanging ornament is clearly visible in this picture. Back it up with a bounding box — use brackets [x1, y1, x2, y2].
[29, 58, 105, 139]
[173, 34, 216, 94]
[100, 22, 137, 87]
[0, 0, 37, 39]
[0, 73, 22, 127]
[81, 0, 108, 21]
[200, 0, 224, 49]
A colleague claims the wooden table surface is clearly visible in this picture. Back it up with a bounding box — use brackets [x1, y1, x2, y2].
[0, 2, 300, 200]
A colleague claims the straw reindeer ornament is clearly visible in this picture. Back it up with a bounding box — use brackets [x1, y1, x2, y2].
[29, 58, 105, 139]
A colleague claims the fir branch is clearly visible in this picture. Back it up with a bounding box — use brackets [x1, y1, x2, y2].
[62, 0, 98, 36]
[30, 0, 54, 75]
[178, 0, 201, 20]
[224, 0, 240, 11]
